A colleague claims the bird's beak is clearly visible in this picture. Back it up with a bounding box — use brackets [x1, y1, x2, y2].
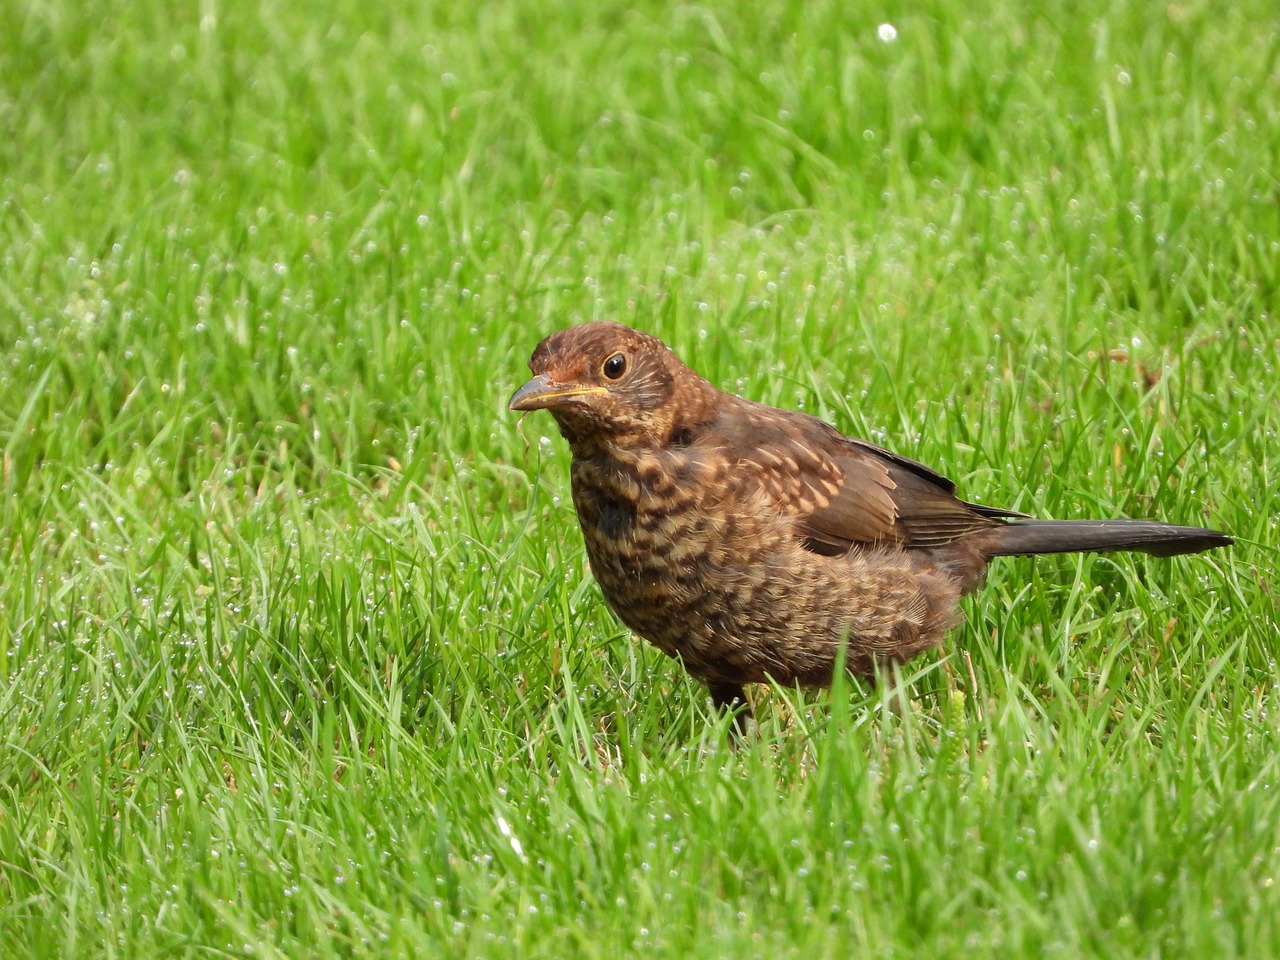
[508, 374, 608, 411]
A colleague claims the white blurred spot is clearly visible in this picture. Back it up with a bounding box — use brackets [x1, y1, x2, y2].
[496, 815, 525, 860]
[878, 23, 898, 43]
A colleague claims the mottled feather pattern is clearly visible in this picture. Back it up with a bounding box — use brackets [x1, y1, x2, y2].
[510, 321, 1231, 707]
[566, 418, 961, 686]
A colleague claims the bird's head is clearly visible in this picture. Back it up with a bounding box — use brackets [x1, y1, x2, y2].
[509, 321, 715, 454]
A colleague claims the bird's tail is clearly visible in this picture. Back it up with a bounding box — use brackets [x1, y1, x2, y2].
[984, 518, 1232, 559]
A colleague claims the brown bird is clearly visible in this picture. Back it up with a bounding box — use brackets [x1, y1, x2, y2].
[510, 321, 1231, 727]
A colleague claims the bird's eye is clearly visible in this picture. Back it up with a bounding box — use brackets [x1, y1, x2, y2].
[601, 352, 628, 380]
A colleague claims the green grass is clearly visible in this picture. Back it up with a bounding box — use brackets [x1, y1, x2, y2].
[2, 0, 1277, 955]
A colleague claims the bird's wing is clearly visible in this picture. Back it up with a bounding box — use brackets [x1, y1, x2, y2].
[708, 402, 1021, 555]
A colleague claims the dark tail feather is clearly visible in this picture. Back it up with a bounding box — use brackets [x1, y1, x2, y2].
[985, 519, 1232, 559]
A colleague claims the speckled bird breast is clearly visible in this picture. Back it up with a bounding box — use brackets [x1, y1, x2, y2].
[566, 444, 959, 687]
[568, 447, 830, 685]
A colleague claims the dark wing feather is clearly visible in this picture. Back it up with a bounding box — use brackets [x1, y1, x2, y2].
[709, 398, 1021, 554]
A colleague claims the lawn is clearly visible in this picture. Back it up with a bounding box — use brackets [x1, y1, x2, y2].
[2, 0, 1277, 956]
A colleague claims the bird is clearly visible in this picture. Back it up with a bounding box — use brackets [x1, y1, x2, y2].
[509, 321, 1232, 729]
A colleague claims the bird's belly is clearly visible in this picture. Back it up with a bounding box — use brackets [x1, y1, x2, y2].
[574, 491, 823, 683]
[578, 502, 779, 675]
[571, 476, 961, 687]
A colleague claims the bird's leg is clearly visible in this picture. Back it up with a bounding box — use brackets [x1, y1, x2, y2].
[708, 682, 753, 740]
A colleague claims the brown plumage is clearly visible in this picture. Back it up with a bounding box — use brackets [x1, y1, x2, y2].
[510, 322, 1232, 725]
